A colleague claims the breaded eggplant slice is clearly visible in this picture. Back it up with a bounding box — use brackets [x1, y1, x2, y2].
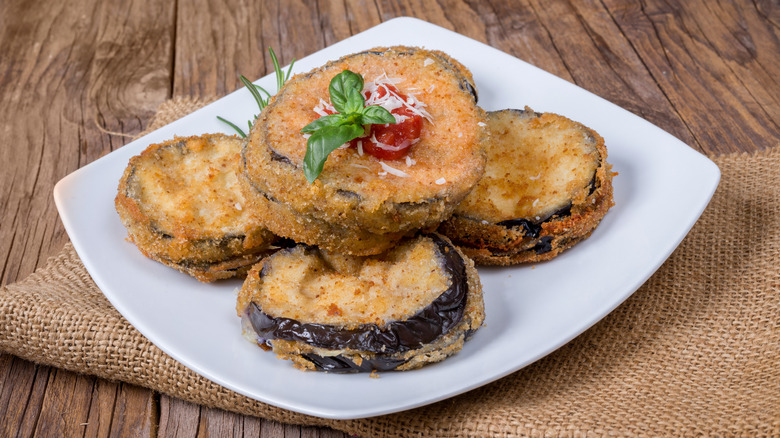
[236, 233, 484, 372]
[438, 108, 614, 265]
[115, 134, 277, 282]
[239, 178, 410, 255]
[240, 46, 487, 255]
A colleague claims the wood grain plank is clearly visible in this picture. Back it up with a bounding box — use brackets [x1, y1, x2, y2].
[0, 0, 173, 436]
[195, 406, 264, 437]
[463, 0, 574, 81]
[173, 0, 328, 100]
[317, 0, 382, 47]
[159, 396, 201, 437]
[30, 369, 93, 436]
[0, 357, 48, 438]
[172, 0, 265, 98]
[301, 425, 350, 438]
[107, 383, 157, 437]
[0, 0, 82, 285]
[86, 0, 176, 146]
[7, 363, 50, 438]
[373, 0, 488, 42]
[755, 0, 780, 27]
[601, 0, 779, 154]
[681, 1, 779, 140]
[276, 0, 330, 64]
[0, 0, 174, 286]
[81, 379, 119, 438]
[522, 0, 698, 146]
[259, 420, 284, 438]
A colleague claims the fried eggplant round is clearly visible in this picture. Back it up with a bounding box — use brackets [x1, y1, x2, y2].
[240, 46, 487, 255]
[438, 108, 614, 265]
[238, 178, 410, 255]
[115, 134, 277, 282]
[236, 233, 484, 372]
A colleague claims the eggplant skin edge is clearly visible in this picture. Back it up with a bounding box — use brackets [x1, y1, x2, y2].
[246, 234, 467, 353]
[239, 233, 485, 372]
[439, 160, 613, 266]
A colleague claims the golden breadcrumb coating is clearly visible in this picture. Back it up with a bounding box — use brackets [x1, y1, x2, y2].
[439, 108, 614, 265]
[115, 134, 277, 281]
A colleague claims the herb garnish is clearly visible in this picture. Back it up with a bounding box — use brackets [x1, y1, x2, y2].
[217, 48, 295, 138]
[301, 70, 396, 183]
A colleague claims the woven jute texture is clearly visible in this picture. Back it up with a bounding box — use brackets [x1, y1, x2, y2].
[1, 98, 778, 437]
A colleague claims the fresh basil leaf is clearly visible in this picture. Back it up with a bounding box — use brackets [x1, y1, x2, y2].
[303, 123, 364, 183]
[329, 70, 365, 114]
[300, 113, 345, 133]
[361, 105, 396, 125]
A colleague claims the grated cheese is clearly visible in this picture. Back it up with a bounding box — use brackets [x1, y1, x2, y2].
[529, 173, 541, 180]
[363, 72, 433, 124]
[313, 98, 335, 117]
[423, 58, 435, 67]
[379, 161, 410, 177]
[369, 132, 420, 152]
[435, 178, 446, 185]
[477, 122, 486, 127]
[405, 156, 416, 167]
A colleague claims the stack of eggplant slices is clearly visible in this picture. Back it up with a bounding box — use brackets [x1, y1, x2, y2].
[115, 46, 614, 373]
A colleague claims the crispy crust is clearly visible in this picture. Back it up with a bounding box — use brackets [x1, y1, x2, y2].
[115, 134, 277, 282]
[237, 234, 484, 372]
[238, 172, 411, 255]
[241, 46, 487, 254]
[429, 50, 478, 102]
[438, 108, 615, 265]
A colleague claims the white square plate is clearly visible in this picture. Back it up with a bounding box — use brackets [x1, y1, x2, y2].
[54, 17, 720, 419]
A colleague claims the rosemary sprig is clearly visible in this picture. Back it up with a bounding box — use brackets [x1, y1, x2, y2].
[217, 48, 295, 138]
[216, 116, 247, 138]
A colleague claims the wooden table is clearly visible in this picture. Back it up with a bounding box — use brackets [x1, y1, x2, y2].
[1, 1, 777, 436]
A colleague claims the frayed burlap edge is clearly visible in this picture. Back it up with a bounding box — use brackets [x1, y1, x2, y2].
[1, 98, 778, 437]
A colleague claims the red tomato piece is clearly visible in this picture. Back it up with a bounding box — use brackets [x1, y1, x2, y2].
[361, 107, 423, 160]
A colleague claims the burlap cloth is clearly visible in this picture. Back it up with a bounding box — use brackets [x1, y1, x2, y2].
[2, 98, 778, 437]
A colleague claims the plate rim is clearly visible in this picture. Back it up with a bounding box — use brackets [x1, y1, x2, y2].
[53, 16, 721, 419]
